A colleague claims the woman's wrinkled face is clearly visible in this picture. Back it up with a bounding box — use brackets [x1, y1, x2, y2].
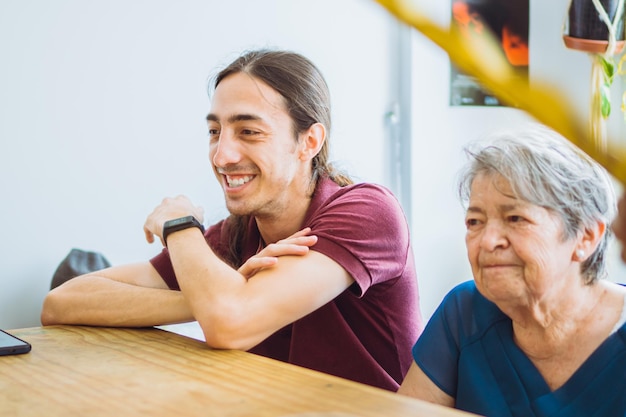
[465, 173, 580, 306]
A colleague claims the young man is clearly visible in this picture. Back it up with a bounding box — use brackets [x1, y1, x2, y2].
[41, 49, 423, 391]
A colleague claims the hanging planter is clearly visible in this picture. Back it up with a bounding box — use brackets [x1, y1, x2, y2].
[563, 0, 626, 152]
[564, 0, 625, 52]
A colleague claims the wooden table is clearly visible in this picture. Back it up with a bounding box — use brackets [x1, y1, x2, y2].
[0, 326, 475, 417]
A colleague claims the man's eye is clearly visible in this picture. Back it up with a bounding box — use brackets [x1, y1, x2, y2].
[241, 129, 257, 135]
[208, 129, 219, 136]
[508, 215, 524, 223]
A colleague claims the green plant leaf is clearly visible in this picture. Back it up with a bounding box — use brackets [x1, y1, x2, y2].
[601, 83, 612, 118]
[602, 56, 616, 84]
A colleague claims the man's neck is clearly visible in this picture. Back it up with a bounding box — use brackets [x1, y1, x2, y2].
[256, 184, 316, 244]
[256, 203, 310, 244]
[254, 170, 320, 244]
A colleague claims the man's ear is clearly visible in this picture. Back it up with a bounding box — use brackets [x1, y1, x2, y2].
[298, 123, 326, 161]
[573, 220, 606, 262]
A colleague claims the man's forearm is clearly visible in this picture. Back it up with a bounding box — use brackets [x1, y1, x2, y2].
[41, 275, 193, 327]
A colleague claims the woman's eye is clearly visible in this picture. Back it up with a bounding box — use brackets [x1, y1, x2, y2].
[508, 215, 524, 223]
[465, 218, 480, 228]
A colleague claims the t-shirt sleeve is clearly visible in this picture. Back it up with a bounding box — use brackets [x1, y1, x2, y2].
[150, 247, 178, 290]
[411, 281, 475, 397]
[308, 183, 411, 297]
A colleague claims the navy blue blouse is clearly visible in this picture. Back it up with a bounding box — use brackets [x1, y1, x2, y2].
[413, 281, 626, 416]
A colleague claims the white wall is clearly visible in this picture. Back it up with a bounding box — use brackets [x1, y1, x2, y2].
[3, 0, 625, 330]
[410, 0, 626, 320]
[0, 0, 398, 329]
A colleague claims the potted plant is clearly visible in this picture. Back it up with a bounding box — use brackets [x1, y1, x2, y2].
[563, 0, 625, 152]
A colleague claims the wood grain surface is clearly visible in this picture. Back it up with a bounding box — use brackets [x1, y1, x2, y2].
[0, 326, 475, 417]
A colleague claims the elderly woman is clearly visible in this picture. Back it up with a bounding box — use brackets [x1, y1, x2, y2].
[398, 125, 626, 416]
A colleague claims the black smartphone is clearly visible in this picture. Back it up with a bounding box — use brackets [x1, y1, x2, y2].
[0, 329, 31, 356]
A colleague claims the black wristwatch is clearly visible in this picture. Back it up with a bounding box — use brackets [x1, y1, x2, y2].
[162, 216, 205, 246]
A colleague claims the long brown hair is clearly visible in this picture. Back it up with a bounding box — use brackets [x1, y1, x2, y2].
[210, 49, 352, 266]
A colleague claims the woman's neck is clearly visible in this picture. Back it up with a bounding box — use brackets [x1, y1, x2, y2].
[509, 281, 626, 390]
[510, 281, 607, 359]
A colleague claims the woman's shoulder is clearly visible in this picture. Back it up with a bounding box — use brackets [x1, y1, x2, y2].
[442, 281, 485, 307]
[608, 280, 626, 293]
[441, 281, 485, 312]
[603, 281, 626, 333]
[438, 281, 508, 341]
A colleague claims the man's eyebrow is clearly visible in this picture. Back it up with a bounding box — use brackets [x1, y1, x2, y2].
[206, 113, 263, 123]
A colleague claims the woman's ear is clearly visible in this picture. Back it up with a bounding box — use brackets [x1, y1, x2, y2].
[574, 220, 606, 262]
[299, 123, 326, 161]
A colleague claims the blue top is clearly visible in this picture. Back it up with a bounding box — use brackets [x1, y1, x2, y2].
[413, 281, 626, 417]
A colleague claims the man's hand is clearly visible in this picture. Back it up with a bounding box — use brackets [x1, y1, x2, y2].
[143, 195, 205, 246]
[238, 228, 317, 279]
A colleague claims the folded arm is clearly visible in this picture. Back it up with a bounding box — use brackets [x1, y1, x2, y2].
[165, 227, 353, 350]
[43, 191, 354, 351]
[41, 262, 194, 327]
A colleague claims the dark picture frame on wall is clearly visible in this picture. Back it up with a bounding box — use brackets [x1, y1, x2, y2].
[450, 0, 529, 107]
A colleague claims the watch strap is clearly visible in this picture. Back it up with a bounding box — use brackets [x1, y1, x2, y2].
[162, 216, 205, 246]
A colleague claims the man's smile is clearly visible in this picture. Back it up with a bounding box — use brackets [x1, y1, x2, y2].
[225, 174, 254, 188]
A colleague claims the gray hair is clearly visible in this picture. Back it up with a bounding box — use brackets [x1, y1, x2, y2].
[458, 124, 616, 283]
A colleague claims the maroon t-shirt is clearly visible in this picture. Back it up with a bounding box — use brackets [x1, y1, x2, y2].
[150, 177, 423, 391]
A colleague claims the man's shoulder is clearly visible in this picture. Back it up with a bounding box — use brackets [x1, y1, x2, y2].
[329, 180, 395, 198]
[309, 179, 407, 233]
[315, 178, 401, 211]
[307, 178, 412, 286]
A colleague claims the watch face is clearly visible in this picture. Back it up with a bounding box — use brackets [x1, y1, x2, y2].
[163, 216, 204, 247]
[166, 216, 193, 227]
